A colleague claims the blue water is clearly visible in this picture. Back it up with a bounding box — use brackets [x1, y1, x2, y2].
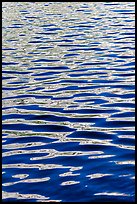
[2, 2, 135, 202]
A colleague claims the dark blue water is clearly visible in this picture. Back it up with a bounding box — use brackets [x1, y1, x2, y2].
[2, 2, 135, 202]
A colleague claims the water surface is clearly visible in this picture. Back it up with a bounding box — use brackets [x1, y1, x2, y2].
[2, 2, 135, 202]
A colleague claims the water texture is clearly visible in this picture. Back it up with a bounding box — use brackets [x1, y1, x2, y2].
[2, 2, 135, 202]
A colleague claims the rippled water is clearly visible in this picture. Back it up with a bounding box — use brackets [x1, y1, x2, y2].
[2, 2, 135, 202]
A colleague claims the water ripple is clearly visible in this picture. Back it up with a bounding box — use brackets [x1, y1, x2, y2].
[2, 2, 135, 202]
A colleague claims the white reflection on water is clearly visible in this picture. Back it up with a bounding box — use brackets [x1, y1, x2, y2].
[86, 173, 113, 179]
[60, 180, 80, 186]
[2, 191, 50, 201]
[3, 177, 50, 187]
[94, 192, 130, 196]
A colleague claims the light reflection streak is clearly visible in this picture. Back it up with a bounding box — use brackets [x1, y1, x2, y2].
[2, 191, 50, 200]
[3, 177, 50, 187]
[60, 181, 80, 186]
[94, 192, 130, 196]
[86, 173, 113, 179]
